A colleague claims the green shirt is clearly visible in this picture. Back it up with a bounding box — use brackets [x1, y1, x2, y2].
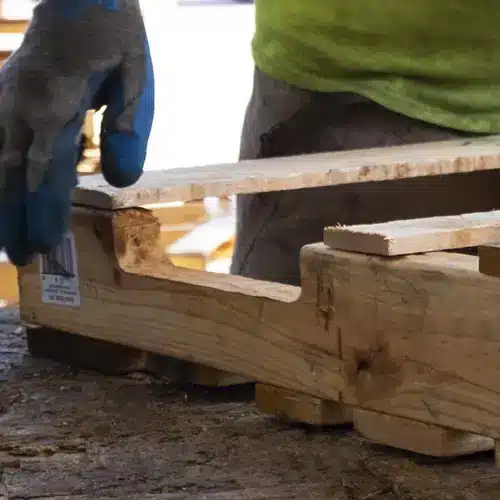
[253, 1, 500, 133]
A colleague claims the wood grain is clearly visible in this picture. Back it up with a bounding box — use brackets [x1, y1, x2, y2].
[18, 208, 345, 401]
[18, 207, 500, 439]
[73, 136, 500, 209]
[324, 210, 500, 256]
[302, 244, 500, 438]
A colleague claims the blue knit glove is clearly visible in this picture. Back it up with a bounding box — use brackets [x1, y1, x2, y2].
[0, 0, 155, 266]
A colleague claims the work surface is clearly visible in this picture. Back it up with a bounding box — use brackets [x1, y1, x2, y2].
[1, 308, 499, 499]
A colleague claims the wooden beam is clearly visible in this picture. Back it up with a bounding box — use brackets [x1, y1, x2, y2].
[255, 384, 352, 426]
[18, 207, 500, 439]
[73, 136, 500, 209]
[18, 207, 346, 401]
[310, 245, 500, 438]
[354, 410, 493, 457]
[478, 242, 500, 277]
[324, 210, 500, 256]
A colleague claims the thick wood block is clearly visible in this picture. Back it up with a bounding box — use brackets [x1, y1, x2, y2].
[354, 410, 493, 457]
[478, 242, 500, 277]
[74, 135, 500, 209]
[314, 246, 500, 438]
[325, 210, 500, 256]
[27, 325, 248, 386]
[255, 384, 352, 426]
[18, 208, 343, 400]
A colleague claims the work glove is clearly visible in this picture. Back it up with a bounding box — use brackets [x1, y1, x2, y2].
[0, 0, 155, 266]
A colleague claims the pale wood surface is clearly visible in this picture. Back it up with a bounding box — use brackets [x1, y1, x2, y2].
[325, 210, 500, 256]
[18, 207, 500, 439]
[311, 245, 500, 438]
[74, 136, 500, 209]
[354, 410, 494, 457]
[18, 208, 344, 401]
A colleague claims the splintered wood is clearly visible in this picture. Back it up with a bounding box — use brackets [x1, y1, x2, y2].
[325, 210, 500, 255]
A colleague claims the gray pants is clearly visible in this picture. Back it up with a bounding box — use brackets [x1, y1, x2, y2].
[230, 67, 499, 285]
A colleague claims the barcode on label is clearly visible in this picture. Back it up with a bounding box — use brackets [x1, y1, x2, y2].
[40, 233, 76, 277]
[40, 232, 81, 307]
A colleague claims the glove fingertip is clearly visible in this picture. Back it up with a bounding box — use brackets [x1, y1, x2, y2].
[100, 133, 145, 187]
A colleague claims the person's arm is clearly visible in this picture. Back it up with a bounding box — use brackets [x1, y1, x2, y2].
[0, 0, 155, 265]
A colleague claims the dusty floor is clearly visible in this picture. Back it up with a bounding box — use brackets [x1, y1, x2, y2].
[0, 307, 499, 499]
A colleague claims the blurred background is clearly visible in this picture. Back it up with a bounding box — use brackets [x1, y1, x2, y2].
[0, 0, 257, 304]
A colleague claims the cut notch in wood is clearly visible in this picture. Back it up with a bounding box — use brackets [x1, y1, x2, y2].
[324, 210, 500, 256]
[18, 207, 344, 401]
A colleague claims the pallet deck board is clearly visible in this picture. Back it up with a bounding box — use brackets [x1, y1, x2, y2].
[73, 136, 500, 209]
[324, 210, 500, 256]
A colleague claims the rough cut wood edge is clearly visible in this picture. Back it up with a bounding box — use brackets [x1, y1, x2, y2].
[354, 410, 493, 457]
[324, 210, 500, 256]
[255, 384, 352, 426]
[73, 135, 500, 209]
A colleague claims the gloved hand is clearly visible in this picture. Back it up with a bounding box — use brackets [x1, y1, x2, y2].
[0, 0, 155, 266]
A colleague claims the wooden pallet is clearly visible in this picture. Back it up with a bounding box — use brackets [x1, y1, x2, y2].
[16, 135, 500, 463]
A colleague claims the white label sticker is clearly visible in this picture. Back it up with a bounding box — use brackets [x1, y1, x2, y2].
[40, 232, 81, 307]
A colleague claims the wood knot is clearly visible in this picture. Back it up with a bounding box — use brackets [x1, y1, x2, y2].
[350, 345, 404, 403]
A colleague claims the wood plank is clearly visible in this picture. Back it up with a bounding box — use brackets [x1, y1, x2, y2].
[302, 244, 500, 438]
[255, 384, 352, 426]
[167, 214, 234, 270]
[324, 210, 500, 256]
[478, 242, 500, 277]
[354, 410, 493, 457]
[0, 18, 28, 33]
[73, 136, 500, 209]
[0, 251, 18, 304]
[168, 214, 234, 257]
[17, 208, 346, 401]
